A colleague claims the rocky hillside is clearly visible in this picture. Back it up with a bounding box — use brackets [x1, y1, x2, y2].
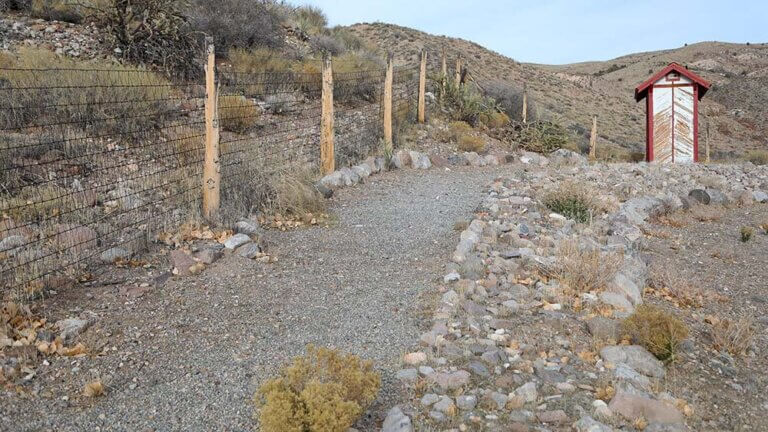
[348, 23, 768, 159]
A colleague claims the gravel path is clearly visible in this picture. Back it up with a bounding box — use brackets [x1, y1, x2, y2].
[5, 165, 506, 432]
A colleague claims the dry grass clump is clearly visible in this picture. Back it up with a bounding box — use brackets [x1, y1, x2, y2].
[646, 266, 704, 308]
[438, 121, 472, 143]
[740, 226, 754, 242]
[457, 135, 485, 153]
[745, 150, 768, 165]
[709, 317, 755, 356]
[542, 183, 601, 223]
[255, 345, 381, 432]
[518, 120, 574, 154]
[549, 240, 623, 294]
[479, 111, 511, 129]
[219, 95, 260, 134]
[83, 380, 105, 397]
[621, 304, 689, 361]
[268, 169, 327, 216]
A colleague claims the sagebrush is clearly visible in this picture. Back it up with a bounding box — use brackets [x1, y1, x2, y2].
[543, 182, 600, 223]
[255, 345, 380, 432]
[549, 239, 623, 294]
[622, 304, 689, 361]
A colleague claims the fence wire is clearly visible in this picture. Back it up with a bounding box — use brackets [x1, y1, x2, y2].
[0, 57, 422, 298]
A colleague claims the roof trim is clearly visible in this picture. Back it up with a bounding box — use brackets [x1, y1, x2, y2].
[635, 63, 711, 101]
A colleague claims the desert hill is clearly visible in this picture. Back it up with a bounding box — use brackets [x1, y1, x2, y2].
[348, 22, 768, 159]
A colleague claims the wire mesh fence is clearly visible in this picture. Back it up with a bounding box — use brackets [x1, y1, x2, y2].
[0, 52, 424, 299]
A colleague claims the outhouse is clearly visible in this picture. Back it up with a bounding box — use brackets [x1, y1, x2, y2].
[635, 63, 710, 163]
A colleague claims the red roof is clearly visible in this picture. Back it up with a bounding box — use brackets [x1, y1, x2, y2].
[635, 62, 711, 101]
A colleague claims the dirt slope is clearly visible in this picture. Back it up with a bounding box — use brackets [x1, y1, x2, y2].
[348, 23, 768, 159]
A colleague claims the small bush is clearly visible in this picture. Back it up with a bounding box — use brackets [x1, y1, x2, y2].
[479, 111, 510, 129]
[647, 266, 704, 308]
[219, 95, 260, 134]
[294, 5, 328, 35]
[439, 121, 472, 143]
[745, 150, 768, 165]
[329, 27, 365, 52]
[434, 77, 496, 125]
[550, 239, 623, 294]
[519, 121, 573, 153]
[709, 318, 754, 356]
[91, 0, 199, 76]
[255, 345, 380, 432]
[457, 135, 485, 153]
[740, 226, 754, 242]
[622, 304, 689, 361]
[311, 34, 346, 56]
[190, 0, 285, 56]
[543, 183, 599, 223]
[268, 169, 327, 216]
[29, 0, 84, 23]
[483, 81, 536, 122]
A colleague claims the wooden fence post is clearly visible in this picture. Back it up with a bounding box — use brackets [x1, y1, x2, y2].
[321, 53, 335, 174]
[418, 50, 426, 123]
[455, 56, 462, 88]
[383, 53, 393, 150]
[589, 115, 598, 160]
[202, 37, 220, 221]
[522, 83, 528, 124]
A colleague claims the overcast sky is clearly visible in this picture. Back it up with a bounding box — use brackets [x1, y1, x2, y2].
[293, 0, 768, 64]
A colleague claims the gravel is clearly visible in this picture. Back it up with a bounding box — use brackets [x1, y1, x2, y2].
[3, 165, 505, 431]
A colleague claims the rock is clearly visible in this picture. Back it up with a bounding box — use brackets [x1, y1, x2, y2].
[688, 188, 728, 205]
[352, 164, 371, 178]
[319, 171, 344, 188]
[456, 395, 477, 410]
[459, 254, 485, 279]
[615, 197, 662, 225]
[194, 248, 222, 265]
[55, 318, 90, 343]
[549, 148, 587, 166]
[752, 190, 768, 203]
[100, 247, 131, 263]
[408, 151, 431, 169]
[420, 393, 439, 407]
[468, 361, 490, 377]
[486, 391, 508, 409]
[403, 352, 427, 365]
[433, 396, 455, 414]
[382, 406, 412, 432]
[443, 272, 460, 283]
[600, 345, 665, 378]
[236, 242, 262, 259]
[234, 219, 261, 235]
[464, 152, 486, 167]
[396, 368, 418, 382]
[169, 249, 198, 276]
[432, 370, 471, 390]
[392, 150, 412, 169]
[614, 363, 651, 390]
[0, 235, 26, 253]
[609, 391, 684, 424]
[537, 410, 569, 424]
[587, 317, 620, 341]
[52, 224, 98, 253]
[441, 290, 459, 304]
[483, 154, 500, 166]
[224, 233, 251, 250]
[514, 382, 537, 403]
[339, 167, 361, 186]
[573, 416, 615, 432]
[608, 273, 643, 306]
[418, 365, 434, 376]
[428, 411, 447, 422]
[599, 292, 634, 314]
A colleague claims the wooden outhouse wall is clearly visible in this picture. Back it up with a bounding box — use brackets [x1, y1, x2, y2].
[650, 74, 696, 163]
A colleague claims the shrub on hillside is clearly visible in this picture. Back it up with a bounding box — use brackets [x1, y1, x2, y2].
[329, 27, 365, 52]
[91, 0, 199, 76]
[622, 304, 689, 361]
[458, 134, 485, 153]
[709, 317, 755, 356]
[550, 239, 622, 294]
[479, 111, 510, 129]
[332, 52, 384, 102]
[542, 182, 600, 223]
[29, 0, 84, 23]
[1, 0, 31, 11]
[293, 5, 328, 35]
[311, 34, 346, 56]
[255, 345, 380, 432]
[483, 81, 537, 122]
[746, 150, 768, 165]
[519, 121, 574, 153]
[189, 0, 284, 56]
[219, 95, 260, 134]
[0, 47, 174, 140]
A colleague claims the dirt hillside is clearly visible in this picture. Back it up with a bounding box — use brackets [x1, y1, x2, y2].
[348, 23, 768, 159]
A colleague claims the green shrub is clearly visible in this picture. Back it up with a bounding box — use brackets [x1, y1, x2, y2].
[542, 183, 599, 223]
[479, 111, 510, 129]
[219, 95, 259, 133]
[458, 135, 485, 153]
[433, 77, 496, 125]
[740, 226, 754, 242]
[483, 80, 536, 122]
[444, 121, 472, 142]
[746, 150, 768, 165]
[91, 0, 199, 76]
[255, 345, 380, 432]
[29, 0, 84, 23]
[622, 304, 689, 361]
[189, 0, 285, 55]
[519, 121, 573, 153]
[294, 5, 328, 35]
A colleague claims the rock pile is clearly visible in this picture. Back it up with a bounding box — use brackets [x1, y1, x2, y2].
[386, 150, 768, 431]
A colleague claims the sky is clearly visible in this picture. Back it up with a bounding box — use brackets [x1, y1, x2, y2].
[293, 0, 768, 64]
